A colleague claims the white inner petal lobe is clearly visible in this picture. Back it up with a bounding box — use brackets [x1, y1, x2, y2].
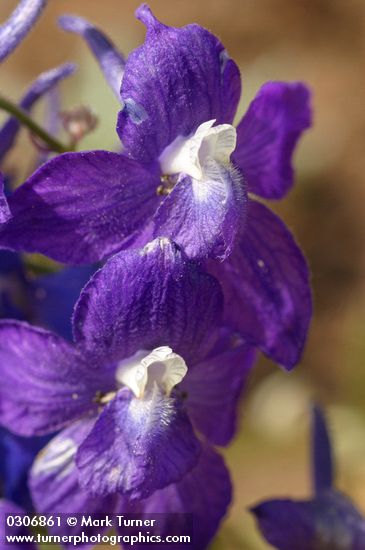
[116, 346, 187, 398]
[159, 119, 236, 181]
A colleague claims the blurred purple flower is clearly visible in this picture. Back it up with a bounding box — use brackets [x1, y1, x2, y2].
[59, 14, 125, 99]
[0, 64, 76, 164]
[0, 241, 95, 341]
[251, 406, 365, 550]
[0, 0, 46, 63]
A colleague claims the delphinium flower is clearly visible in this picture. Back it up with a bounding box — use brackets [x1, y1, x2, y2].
[251, 406, 365, 549]
[0, 238, 255, 549]
[0, 3, 312, 371]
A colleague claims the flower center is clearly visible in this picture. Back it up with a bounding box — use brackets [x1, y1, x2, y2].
[116, 346, 187, 398]
[159, 119, 237, 181]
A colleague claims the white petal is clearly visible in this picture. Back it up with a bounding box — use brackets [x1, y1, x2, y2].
[159, 119, 237, 181]
[116, 347, 187, 398]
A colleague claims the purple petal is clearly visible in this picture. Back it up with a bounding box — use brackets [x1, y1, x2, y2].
[208, 200, 312, 369]
[0, 0, 46, 62]
[0, 500, 36, 550]
[117, 4, 241, 163]
[73, 238, 223, 365]
[120, 446, 231, 550]
[30, 420, 118, 537]
[59, 15, 124, 99]
[0, 151, 160, 264]
[76, 387, 201, 499]
[233, 82, 311, 199]
[0, 320, 114, 436]
[251, 490, 365, 550]
[312, 405, 334, 495]
[181, 335, 256, 446]
[153, 160, 246, 260]
[0, 63, 76, 162]
[0, 173, 11, 223]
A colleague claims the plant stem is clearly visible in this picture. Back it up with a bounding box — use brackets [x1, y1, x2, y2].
[0, 94, 71, 154]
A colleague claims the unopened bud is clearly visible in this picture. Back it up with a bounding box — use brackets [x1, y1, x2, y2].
[60, 105, 98, 144]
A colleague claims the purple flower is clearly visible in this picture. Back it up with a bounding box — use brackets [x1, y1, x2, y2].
[0, 4, 311, 264]
[0, 4, 312, 369]
[0, 238, 255, 548]
[0, 0, 46, 63]
[251, 406, 365, 550]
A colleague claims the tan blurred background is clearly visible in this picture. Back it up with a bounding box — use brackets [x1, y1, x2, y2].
[2, 0, 365, 548]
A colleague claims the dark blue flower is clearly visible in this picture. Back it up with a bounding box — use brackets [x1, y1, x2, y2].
[0, 243, 95, 340]
[0, 4, 312, 369]
[0, 427, 50, 510]
[251, 406, 365, 549]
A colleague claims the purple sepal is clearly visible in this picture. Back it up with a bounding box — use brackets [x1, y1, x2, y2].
[0, 174, 11, 223]
[312, 405, 334, 495]
[76, 387, 201, 499]
[208, 200, 312, 369]
[153, 161, 246, 260]
[30, 420, 118, 543]
[120, 445, 232, 550]
[0, 151, 160, 264]
[117, 4, 241, 163]
[251, 490, 365, 550]
[233, 82, 311, 199]
[0, 0, 46, 62]
[73, 238, 223, 365]
[0, 63, 76, 162]
[182, 336, 256, 446]
[0, 500, 36, 550]
[0, 320, 114, 436]
[59, 15, 125, 99]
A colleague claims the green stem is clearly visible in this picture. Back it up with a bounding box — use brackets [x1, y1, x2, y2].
[0, 94, 72, 154]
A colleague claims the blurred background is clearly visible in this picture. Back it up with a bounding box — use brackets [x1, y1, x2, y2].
[2, 0, 365, 548]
